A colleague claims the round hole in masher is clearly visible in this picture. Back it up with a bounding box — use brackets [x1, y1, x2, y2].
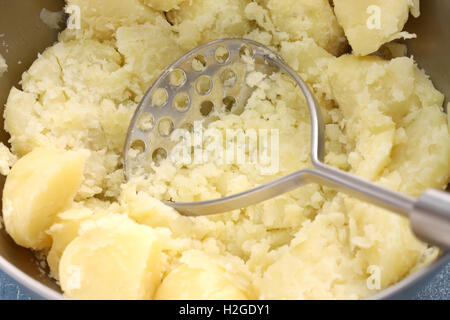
[200, 101, 214, 117]
[223, 96, 237, 112]
[215, 46, 230, 64]
[196, 75, 213, 95]
[239, 45, 254, 59]
[129, 139, 146, 158]
[220, 68, 237, 87]
[137, 113, 155, 131]
[158, 118, 175, 137]
[152, 147, 168, 166]
[152, 88, 168, 107]
[173, 92, 190, 112]
[169, 68, 187, 87]
[192, 54, 208, 72]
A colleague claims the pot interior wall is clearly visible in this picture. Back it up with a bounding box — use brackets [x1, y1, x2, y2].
[0, 0, 448, 297]
[0, 0, 65, 292]
[404, 0, 450, 108]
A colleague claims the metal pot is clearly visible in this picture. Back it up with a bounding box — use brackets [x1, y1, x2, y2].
[0, 0, 448, 300]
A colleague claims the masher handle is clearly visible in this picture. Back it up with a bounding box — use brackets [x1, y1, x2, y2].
[311, 163, 450, 249]
[410, 189, 450, 249]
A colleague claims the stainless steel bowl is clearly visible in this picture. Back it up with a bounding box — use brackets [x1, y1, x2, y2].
[0, 0, 448, 300]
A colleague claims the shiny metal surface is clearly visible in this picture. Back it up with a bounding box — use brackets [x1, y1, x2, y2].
[0, 0, 448, 300]
[128, 39, 450, 249]
[125, 39, 258, 175]
[412, 190, 450, 249]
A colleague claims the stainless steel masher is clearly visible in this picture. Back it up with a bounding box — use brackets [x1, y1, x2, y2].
[124, 38, 450, 248]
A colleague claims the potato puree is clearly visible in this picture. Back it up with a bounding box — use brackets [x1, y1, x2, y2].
[1, 0, 450, 300]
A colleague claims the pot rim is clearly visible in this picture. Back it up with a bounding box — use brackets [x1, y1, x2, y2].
[0, 247, 448, 300]
[370, 251, 449, 300]
[0, 255, 63, 300]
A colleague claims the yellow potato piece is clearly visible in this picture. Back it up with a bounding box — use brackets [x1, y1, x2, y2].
[59, 214, 163, 300]
[48, 200, 122, 279]
[116, 24, 183, 93]
[0, 142, 17, 176]
[333, 0, 418, 55]
[166, 0, 251, 50]
[2, 149, 87, 250]
[141, 0, 186, 12]
[155, 264, 248, 300]
[65, 0, 162, 40]
[266, 0, 346, 55]
[47, 207, 95, 279]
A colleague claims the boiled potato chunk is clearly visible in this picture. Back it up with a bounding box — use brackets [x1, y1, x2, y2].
[59, 214, 163, 300]
[47, 207, 96, 279]
[344, 198, 425, 288]
[327, 55, 448, 192]
[155, 264, 248, 300]
[266, 0, 346, 55]
[166, 0, 251, 50]
[65, 0, 162, 40]
[116, 24, 183, 93]
[0, 142, 17, 176]
[141, 0, 186, 12]
[2, 149, 87, 249]
[333, 0, 419, 55]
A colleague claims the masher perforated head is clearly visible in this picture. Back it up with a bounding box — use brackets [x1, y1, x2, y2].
[121, 39, 450, 250]
[124, 38, 323, 215]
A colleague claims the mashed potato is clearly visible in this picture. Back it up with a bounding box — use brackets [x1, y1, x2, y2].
[333, 0, 420, 55]
[0, 143, 16, 176]
[1, 0, 449, 300]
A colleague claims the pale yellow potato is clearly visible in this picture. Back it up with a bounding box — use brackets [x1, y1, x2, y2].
[243, 1, 346, 55]
[141, 0, 186, 12]
[116, 24, 183, 93]
[266, 0, 346, 55]
[333, 0, 419, 55]
[47, 207, 94, 279]
[155, 264, 248, 300]
[59, 214, 163, 300]
[260, 205, 369, 300]
[4, 39, 134, 199]
[166, 0, 252, 50]
[280, 37, 335, 102]
[47, 199, 122, 279]
[155, 251, 251, 300]
[327, 55, 448, 192]
[0, 143, 17, 176]
[5, 40, 133, 156]
[47, 215, 87, 279]
[2, 149, 87, 249]
[120, 187, 191, 234]
[344, 197, 426, 288]
[64, 0, 163, 40]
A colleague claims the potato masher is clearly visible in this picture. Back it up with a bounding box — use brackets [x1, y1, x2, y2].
[124, 38, 450, 248]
